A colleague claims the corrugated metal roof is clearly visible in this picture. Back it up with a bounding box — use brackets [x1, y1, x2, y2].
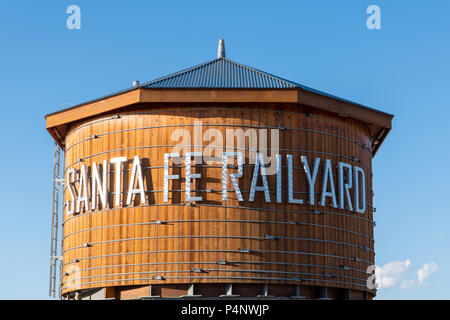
[140, 57, 300, 89]
[46, 55, 385, 117]
[138, 57, 376, 110]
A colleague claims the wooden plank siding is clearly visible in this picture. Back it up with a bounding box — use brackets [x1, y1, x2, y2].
[60, 104, 376, 298]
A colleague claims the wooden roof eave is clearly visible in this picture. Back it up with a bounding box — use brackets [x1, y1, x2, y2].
[45, 88, 393, 153]
[297, 88, 393, 157]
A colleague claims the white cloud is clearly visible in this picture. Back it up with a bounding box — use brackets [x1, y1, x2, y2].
[374, 260, 439, 290]
[417, 262, 439, 285]
[375, 259, 411, 289]
[400, 279, 415, 289]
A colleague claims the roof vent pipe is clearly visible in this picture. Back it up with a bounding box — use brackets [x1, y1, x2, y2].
[132, 80, 140, 86]
[217, 39, 226, 58]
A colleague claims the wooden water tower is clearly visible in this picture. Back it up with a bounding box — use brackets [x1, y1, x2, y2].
[46, 40, 393, 300]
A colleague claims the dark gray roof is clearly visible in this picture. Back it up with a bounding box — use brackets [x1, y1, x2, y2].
[140, 57, 299, 89]
[47, 56, 382, 117]
[139, 57, 376, 109]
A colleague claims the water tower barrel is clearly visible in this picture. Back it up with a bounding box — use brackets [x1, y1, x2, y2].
[60, 104, 375, 298]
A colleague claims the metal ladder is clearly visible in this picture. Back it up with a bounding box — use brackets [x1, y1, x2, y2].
[49, 142, 64, 298]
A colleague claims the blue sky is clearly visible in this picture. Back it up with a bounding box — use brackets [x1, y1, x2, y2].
[0, 1, 448, 299]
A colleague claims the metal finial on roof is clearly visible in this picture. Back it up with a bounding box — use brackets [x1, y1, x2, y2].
[217, 38, 225, 58]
